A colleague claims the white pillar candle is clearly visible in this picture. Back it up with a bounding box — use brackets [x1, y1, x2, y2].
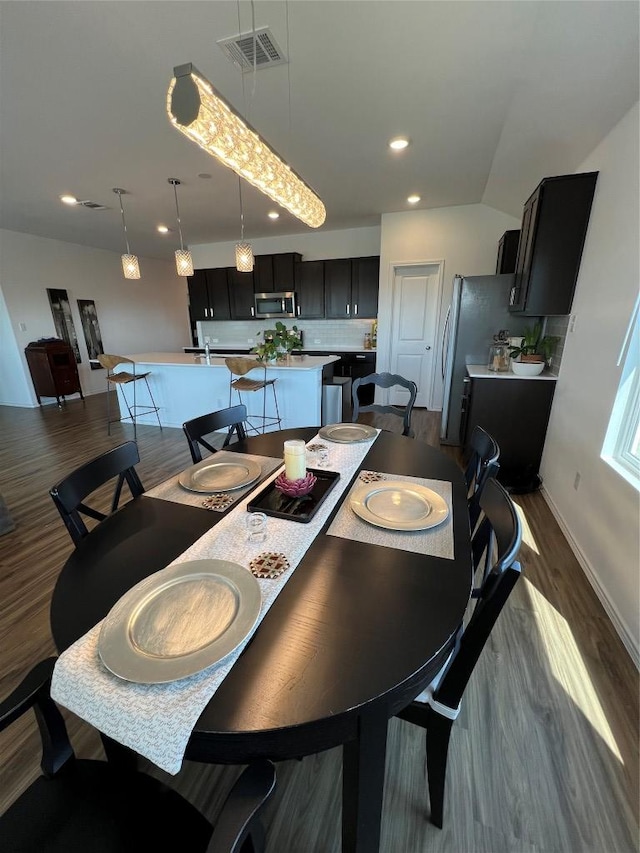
[284, 439, 306, 481]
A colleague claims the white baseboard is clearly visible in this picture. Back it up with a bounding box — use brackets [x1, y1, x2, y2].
[541, 486, 639, 670]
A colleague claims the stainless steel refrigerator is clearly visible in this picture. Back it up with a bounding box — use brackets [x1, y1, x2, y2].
[440, 274, 530, 445]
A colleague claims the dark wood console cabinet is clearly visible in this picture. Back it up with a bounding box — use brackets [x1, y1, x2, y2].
[25, 339, 83, 406]
[509, 172, 598, 315]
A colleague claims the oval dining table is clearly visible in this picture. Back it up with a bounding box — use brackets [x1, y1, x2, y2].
[50, 427, 473, 853]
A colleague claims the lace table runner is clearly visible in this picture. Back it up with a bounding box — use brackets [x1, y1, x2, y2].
[145, 452, 282, 512]
[51, 431, 379, 775]
[327, 472, 454, 559]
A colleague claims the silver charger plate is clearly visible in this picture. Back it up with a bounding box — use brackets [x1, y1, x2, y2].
[318, 423, 377, 443]
[178, 453, 261, 493]
[350, 481, 449, 531]
[98, 559, 262, 683]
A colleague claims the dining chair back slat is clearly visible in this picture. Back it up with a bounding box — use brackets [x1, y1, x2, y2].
[351, 372, 418, 436]
[49, 441, 144, 546]
[396, 477, 522, 829]
[183, 405, 249, 464]
[465, 426, 500, 528]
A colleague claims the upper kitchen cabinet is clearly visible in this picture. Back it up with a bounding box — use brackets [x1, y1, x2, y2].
[509, 172, 598, 315]
[496, 230, 520, 274]
[294, 260, 325, 318]
[352, 256, 380, 318]
[187, 268, 230, 321]
[228, 268, 256, 319]
[324, 256, 380, 318]
[253, 252, 302, 293]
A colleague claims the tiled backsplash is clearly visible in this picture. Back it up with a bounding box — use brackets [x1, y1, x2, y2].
[198, 318, 376, 350]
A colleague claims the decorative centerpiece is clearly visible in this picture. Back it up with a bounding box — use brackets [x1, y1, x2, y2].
[274, 471, 317, 497]
[509, 323, 557, 376]
[275, 438, 316, 497]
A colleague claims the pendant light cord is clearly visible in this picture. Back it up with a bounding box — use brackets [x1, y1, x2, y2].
[171, 180, 186, 251]
[238, 176, 245, 240]
[116, 191, 132, 255]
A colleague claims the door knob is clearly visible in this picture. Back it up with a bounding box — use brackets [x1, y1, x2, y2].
[425, 345, 431, 350]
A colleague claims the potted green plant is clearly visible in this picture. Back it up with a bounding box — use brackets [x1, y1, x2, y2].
[253, 322, 302, 362]
[508, 323, 557, 375]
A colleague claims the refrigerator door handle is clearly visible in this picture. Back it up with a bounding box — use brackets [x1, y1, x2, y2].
[441, 304, 451, 380]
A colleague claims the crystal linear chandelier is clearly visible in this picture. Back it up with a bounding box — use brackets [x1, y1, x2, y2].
[167, 63, 326, 229]
[168, 178, 194, 277]
[112, 188, 140, 279]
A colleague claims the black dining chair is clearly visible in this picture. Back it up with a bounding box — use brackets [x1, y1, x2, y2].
[0, 657, 276, 853]
[351, 372, 418, 436]
[49, 441, 145, 546]
[396, 477, 522, 829]
[183, 405, 249, 464]
[465, 425, 500, 528]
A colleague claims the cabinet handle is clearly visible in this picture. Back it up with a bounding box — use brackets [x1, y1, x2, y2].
[354, 303, 358, 315]
[509, 287, 516, 306]
[281, 299, 285, 312]
[296, 305, 300, 316]
[356, 355, 365, 360]
[251, 307, 255, 317]
[346, 303, 350, 316]
[203, 308, 208, 317]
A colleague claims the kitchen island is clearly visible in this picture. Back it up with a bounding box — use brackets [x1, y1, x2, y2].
[115, 352, 340, 430]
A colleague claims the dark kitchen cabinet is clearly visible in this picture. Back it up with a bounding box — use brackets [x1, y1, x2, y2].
[337, 352, 376, 405]
[463, 375, 556, 492]
[324, 256, 380, 319]
[496, 230, 520, 274]
[187, 269, 230, 321]
[25, 339, 83, 406]
[228, 268, 255, 319]
[294, 260, 325, 318]
[253, 253, 302, 293]
[509, 172, 598, 315]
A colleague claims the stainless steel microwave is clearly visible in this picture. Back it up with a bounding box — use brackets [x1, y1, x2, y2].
[254, 291, 297, 319]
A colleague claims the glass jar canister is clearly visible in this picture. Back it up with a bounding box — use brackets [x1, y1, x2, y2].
[488, 342, 510, 372]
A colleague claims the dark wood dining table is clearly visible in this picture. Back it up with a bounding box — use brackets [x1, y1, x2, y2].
[50, 428, 472, 853]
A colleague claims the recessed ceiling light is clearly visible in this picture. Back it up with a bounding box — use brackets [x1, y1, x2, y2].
[60, 195, 78, 205]
[157, 225, 170, 233]
[389, 137, 410, 151]
[268, 211, 280, 220]
[407, 194, 421, 204]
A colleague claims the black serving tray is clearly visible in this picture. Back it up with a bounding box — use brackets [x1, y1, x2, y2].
[247, 468, 340, 524]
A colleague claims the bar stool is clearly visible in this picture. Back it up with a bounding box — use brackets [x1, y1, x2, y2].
[225, 357, 281, 435]
[97, 354, 162, 439]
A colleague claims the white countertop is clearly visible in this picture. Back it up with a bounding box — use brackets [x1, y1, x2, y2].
[466, 365, 558, 381]
[126, 352, 340, 371]
[184, 345, 377, 354]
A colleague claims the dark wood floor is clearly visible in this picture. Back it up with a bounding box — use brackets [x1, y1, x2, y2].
[1, 394, 638, 852]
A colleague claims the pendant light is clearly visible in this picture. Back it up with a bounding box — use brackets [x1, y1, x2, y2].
[235, 177, 254, 273]
[112, 188, 140, 279]
[168, 178, 194, 277]
[167, 63, 326, 229]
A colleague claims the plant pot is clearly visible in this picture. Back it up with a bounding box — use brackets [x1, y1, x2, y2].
[511, 360, 545, 377]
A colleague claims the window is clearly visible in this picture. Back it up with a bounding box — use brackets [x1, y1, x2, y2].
[602, 296, 640, 490]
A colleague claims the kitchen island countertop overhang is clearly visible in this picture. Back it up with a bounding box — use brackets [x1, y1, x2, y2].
[112, 352, 340, 430]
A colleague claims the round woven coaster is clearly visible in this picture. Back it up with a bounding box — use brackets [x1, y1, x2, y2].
[201, 493, 234, 512]
[249, 552, 290, 579]
[359, 470, 385, 484]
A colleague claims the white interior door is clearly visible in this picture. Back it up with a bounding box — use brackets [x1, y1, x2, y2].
[389, 264, 441, 408]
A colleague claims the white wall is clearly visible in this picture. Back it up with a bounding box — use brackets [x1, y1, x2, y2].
[540, 102, 640, 662]
[190, 226, 381, 269]
[378, 204, 521, 407]
[0, 229, 190, 406]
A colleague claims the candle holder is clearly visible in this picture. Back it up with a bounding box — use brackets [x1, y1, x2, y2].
[274, 471, 317, 497]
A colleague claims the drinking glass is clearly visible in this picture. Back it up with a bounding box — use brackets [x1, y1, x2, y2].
[246, 512, 268, 544]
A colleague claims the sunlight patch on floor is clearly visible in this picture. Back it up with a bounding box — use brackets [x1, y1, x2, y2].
[514, 501, 539, 554]
[523, 578, 623, 763]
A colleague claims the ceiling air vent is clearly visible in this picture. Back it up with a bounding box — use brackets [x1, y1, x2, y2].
[79, 200, 108, 210]
[217, 27, 287, 71]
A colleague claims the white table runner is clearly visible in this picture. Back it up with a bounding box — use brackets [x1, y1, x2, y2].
[145, 452, 282, 511]
[327, 472, 454, 559]
[51, 431, 380, 775]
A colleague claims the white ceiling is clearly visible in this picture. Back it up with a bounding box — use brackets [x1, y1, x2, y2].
[0, 1, 638, 260]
